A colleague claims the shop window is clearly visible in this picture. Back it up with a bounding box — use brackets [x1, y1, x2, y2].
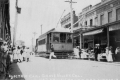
[67, 34, 72, 43]
[60, 33, 66, 43]
[53, 33, 59, 42]
[90, 19, 93, 26]
[116, 8, 120, 21]
[108, 11, 112, 23]
[100, 14, 104, 25]
[115, 36, 120, 42]
[95, 17, 98, 26]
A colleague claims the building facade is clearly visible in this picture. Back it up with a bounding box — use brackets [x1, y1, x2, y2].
[75, 0, 120, 57]
[0, 0, 11, 44]
[61, 11, 78, 29]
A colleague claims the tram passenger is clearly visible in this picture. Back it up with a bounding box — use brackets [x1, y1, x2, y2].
[49, 45, 56, 60]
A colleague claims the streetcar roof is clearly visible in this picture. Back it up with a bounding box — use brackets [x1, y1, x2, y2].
[38, 28, 72, 40]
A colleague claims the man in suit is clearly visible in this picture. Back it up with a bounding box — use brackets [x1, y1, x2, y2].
[94, 44, 101, 61]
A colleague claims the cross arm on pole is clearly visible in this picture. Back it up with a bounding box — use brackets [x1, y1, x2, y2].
[65, 1, 77, 3]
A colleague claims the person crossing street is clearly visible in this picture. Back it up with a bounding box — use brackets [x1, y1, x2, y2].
[49, 45, 56, 60]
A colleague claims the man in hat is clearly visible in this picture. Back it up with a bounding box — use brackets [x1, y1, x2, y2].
[94, 44, 101, 61]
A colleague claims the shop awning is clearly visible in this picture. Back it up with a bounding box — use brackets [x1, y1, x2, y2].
[83, 29, 103, 36]
[109, 23, 120, 31]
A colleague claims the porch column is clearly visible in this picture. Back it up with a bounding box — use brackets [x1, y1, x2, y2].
[83, 35, 84, 49]
[79, 33, 82, 49]
[107, 27, 109, 48]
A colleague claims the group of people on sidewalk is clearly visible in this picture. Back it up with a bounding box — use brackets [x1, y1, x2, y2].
[12, 46, 31, 63]
[0, 41, 32, 79]
[73, 44, 120, 62]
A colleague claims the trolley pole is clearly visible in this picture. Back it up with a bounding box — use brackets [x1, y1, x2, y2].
[65, 0, 77, 33]
[41, 25, 42, 35]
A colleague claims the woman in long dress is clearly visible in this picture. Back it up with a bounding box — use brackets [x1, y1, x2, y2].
[81, 49, 89, 59]
[106, 47, 113, 62]
[17, 46, 22, 62]
[13, 47, 18, 63]
[74, 46, 79, 59]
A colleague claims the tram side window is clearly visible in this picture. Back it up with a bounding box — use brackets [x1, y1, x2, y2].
[67, 34, 72, 43]
[39, 39, 46, 45]
[60, 33, 66, 43]
[53, 33, 59, 42]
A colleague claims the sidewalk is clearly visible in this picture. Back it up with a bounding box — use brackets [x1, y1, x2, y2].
[9, 63, 25, 80]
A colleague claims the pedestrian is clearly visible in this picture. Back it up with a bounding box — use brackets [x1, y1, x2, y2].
[17, 46, 22, 63]
[106, 47, 113, 62]
[26, 47, 30, 62]
[22, 46, 26, 61]
[94, 44, 101, 61]
[49, 45, 56, 60]
[13, 47, 18, 63]
[115, 47, 120, 61]
[74, 46, 79, 59]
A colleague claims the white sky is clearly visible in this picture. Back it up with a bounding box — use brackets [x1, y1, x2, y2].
[10, 0, 101, 46]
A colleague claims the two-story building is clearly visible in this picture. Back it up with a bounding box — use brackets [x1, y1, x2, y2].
[77, 0, 120, 54]
[61, 11, 78, 29]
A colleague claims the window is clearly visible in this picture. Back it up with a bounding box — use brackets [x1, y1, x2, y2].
[95, 17, 98, 26]
[100, 14, 104, 25]
[108, 11, 112, 23]
[90, 19, 93, 26]
[116, 8, 120, 21]
[60, 33, 66, 43]
[67, 34, 72, 43]
[85, 21, 87, 26]
[39, 39, 46, 45]
[53, 33, 59, 42]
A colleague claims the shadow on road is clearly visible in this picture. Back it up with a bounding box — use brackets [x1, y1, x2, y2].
[10, 63, 25, 80]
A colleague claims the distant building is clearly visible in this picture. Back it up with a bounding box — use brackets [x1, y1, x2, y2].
[60, 11, 78, 29]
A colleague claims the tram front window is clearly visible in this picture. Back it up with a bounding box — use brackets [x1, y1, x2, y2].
[60, 33, 66, 43]
[67, 34, 72, 43]
[53, 33, 59, 42]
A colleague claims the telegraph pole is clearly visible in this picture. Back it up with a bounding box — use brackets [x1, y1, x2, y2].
[32, 32, 37, 52]
[41, 25, 42, 35]
[65, 0, 77, 33]
[13, 0, 18, 46]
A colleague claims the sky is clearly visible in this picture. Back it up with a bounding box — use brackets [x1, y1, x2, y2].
[10, 0, 101, 46]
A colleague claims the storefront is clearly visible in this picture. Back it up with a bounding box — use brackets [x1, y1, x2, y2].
[82, 28, 104, 50]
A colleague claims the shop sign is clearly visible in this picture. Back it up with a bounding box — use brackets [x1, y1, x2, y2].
[83, 29, 103, 36]
[109, 24, 120, 31]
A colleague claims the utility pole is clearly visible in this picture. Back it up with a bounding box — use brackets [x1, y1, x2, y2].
[13, 0, 18, 46]
[41, 25, 42, 35]
[65, 0, 77, 33]
[32, 32, 37, 52]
